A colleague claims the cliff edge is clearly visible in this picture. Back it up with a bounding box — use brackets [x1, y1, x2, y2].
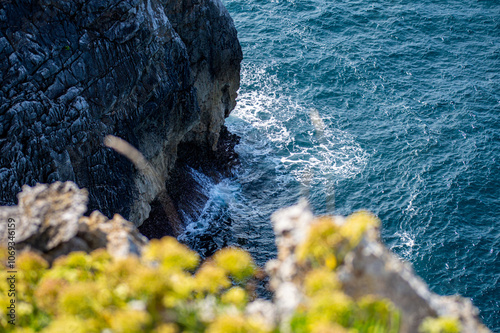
[0, 0, 242, 226]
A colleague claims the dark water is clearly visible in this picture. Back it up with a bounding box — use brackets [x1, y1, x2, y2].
[181, 0, 500, 330]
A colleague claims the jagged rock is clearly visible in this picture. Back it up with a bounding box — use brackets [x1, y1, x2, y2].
[339, 229, 491, 333]
[79, 211, 148, 259]
[0, 182, 87, 251]
[266, 199, 313, 324]
[164, 0, 243, 150]
[0, 0, 241, 226]
[0, 182, 147, 262]
[266, 201, 491, 333]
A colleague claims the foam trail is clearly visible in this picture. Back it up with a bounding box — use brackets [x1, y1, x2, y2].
[308, 108, 336, 213]
[310, 108, 326, 139]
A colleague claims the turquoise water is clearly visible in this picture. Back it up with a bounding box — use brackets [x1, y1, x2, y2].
[181, 0, 500, 330]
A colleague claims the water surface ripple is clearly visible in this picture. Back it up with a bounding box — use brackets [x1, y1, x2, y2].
[183, 0, 499, 329]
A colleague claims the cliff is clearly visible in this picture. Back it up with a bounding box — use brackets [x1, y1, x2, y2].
[0, 1, 492, 331]
[0, 0, 242, 226]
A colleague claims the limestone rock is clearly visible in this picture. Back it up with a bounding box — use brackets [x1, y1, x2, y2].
[79, 211, 148, 259]
[265, 199, 313, 322]
[267, 201, 491, 333]
[339, 230, 491, 333]
[0, 182, 87, 251]
[0, 182, 147, 262]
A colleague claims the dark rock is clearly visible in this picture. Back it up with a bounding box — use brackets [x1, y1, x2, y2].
[139, 125, 240, 240]
[0, 0, 242, 226]
[164, 0, 243, 150]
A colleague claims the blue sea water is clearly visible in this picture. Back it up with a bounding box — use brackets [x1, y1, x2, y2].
[181, 0, 500, 330]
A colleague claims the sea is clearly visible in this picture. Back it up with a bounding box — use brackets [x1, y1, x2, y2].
[179, 0, 500, 330]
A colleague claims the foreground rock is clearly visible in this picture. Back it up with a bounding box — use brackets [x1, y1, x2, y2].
[0, 184, 491, 332]
[339, 231, 488, 333]
[0, 182, 147, 262]
[0, 0, 242, 226]
[266, 200, 490, 333]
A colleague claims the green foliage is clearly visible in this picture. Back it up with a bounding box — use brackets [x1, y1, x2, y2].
[296, 211, 380, 270]
[213, 247, 255, 284]
[0, 237, 262, 333]
[419, 317, 461, 333]
[0, 213, 459, 332]
[290, 212, 402, 333]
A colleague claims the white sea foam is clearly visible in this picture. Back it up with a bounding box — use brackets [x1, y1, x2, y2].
[178, 173, 240, 242]
[228, 63, 369, 185]
[391, 231, 417, 261]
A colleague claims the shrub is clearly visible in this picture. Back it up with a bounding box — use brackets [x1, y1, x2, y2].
[0, 211, 459, 332]
[419, 316, 462, 333]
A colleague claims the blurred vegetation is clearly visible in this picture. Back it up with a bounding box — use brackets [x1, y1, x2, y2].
[291, 212, 401, 333]
[419, 317, 462, 333]
[0, 211, 460, 332]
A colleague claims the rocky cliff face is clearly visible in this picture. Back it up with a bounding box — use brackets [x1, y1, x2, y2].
[0, 0, 242, 225]
[163, 0, 242, 150]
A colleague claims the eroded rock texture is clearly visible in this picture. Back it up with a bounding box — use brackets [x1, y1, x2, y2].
[0, 181, 147, 263]
[163, 0, 242, 150]
[266, 201, 490, 333]
[339, 235, 490, 333]
[0, 0, 242, 225]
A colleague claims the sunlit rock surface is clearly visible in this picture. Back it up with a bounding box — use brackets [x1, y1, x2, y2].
[0, 182, 147, 262]
[267, 200, 490, 333]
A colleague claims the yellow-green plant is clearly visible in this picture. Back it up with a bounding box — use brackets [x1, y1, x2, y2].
[0, 238, 262, 333]
[419, 316, 461, 333]
[290, 212, 400, 333]
[0, 211, 454, 332]
[296, 211, 379, 270]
